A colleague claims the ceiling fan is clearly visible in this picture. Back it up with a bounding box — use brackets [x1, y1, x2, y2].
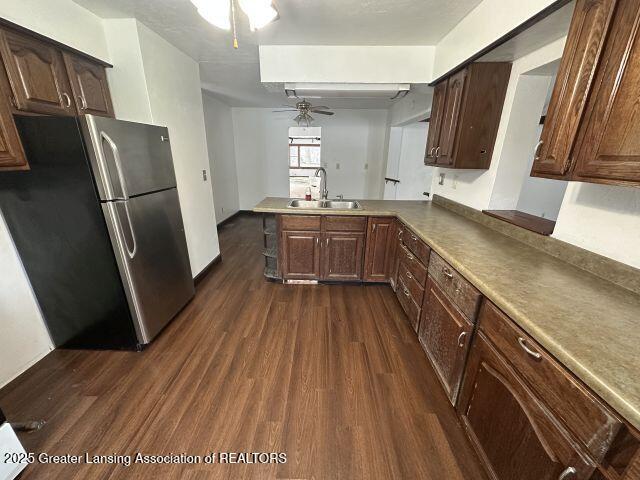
[273, 99, 334, 126]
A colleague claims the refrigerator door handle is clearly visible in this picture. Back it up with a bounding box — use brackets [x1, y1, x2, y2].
[121, 202, 137, 259]
[100, 131, 129, 200]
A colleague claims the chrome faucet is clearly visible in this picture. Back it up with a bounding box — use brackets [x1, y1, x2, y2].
[314, 167, 328, 200]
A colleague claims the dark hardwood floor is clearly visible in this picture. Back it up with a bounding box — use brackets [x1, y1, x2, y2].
[0, 213, 485, 479]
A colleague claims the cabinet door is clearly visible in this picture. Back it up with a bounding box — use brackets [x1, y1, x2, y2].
[425, 79, 447, 165]
[0, 30, 74, 116]
[322, 232, 364, 281]
[389, 221, 403, 291]
[437, 68, 467, 166]
[363, 217, 393, 282]
[458, 333, 596, 480]
[281, 231, 321, 280]
[572, 0, 640, 185]
[63, 52, 114, 117]
[531, 0, 616, 178]
[418, 278, 473, 405]
[0, 73, 27, 170]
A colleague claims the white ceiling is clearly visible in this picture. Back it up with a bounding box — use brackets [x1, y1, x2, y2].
[73, 0, 482, 108]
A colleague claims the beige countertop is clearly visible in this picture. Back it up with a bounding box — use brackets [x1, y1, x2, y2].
[254, 197, 640, 431]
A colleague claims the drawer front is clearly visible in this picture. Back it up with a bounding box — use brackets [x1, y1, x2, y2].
[281, 214, 321, 231]
[398, 244, 428, 286]
[479, 301, 623, 461]
[403, 228, 431, 266]
[396, 276, 421, 332]
[398, 260, 425, 306]
[322, 215, 367, 232]
[428, 252, 481, 321]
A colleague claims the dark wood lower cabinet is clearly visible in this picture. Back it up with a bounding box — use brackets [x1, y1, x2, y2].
[458, 332, 596, 480]
[281, 231, 321, 280]
[364, 216, 394, 282]
[322, 232, 364, 281]
[419, 277, 473, 405]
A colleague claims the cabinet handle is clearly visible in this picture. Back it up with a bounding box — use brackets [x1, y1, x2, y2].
[558, 467, 576, 480]
[403, 287, 410, 297]
[316, 237, 319, 246]
[428, 147, 436, 157]
[61, 92, 71, 108]
[326, 238, 329, 247]
[398, 229, 403, 239]
[405, 249, 414, 261]
[411, 234, 417, 241]
[533, 140, 544, 160]
[457, 331, 467, 347]
[518, 337, 542, 360]
[434, 146, 441, 158]
[442, 267, 453, 279]
[78, 95, 87, 110]
[406, 271, 412, 280]
[373, 224, 376, 232]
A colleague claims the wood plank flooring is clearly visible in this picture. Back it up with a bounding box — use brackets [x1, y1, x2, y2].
[0, 213, 485, 479]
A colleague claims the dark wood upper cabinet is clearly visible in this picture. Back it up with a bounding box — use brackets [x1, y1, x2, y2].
[0, 29, 74, 116]
[532, 0, 616, 178]
[63, 52, 114, 118]
[322, 232, 364, 281]
[0, 69, 26, 170]
[458, 332, 596, 480]
[425, 80, 447, 162]
[419, 277, 473, 405]
[572, 0, 640, 186]
[532, 0, 640, 187]
[425, 62, 511, 170]
[281, 231, 321, 280]
[363, 217, 394, 282]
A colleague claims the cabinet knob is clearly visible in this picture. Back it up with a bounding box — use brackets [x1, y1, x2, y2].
[558, 467, 576, 480]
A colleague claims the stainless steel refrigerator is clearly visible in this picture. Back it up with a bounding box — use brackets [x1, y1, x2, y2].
[0, 114, 195, 349]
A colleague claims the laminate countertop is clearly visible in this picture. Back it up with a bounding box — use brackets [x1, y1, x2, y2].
[254, 197, 640, 431]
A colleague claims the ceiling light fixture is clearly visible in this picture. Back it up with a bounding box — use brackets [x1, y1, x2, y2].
[191, 0, 278, 48]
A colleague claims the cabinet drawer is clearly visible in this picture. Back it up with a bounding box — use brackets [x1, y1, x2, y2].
[281, 214, 321, 231]
[398, 244, 428, 286]
[322, 215, 367, 232]
[479, 301, 623, 462]
[398, 260, 425, 306]
[402, 228, 431, 266]
[428, 252, 481, 321]
[396, 276, 421, 332]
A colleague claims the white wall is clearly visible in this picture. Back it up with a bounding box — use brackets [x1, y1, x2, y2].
[259, 46, 434, 83]
[104, 20, 220, 274]
[0, 0, 109, 61]
[432, 0, 558, 79]
[232, 108, 389, 209]
[0, 213, 53, 389]
[553, 184, 640, 269]
[202, 93, 240, 223]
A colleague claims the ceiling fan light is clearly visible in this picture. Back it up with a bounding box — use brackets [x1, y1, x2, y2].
[192, 0, 231, 30]
[238, 0, 278, 31]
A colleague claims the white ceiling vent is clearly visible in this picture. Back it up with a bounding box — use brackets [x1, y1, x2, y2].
[284, 83, 410, 100]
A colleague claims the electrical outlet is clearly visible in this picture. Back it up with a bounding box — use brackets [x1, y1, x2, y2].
[202, 170, 207, 181]
[438, 173, 445, 185]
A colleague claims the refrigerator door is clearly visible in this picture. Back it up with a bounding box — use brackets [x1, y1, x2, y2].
[102, 188, 195, 344]
[80, 115, 177, 200]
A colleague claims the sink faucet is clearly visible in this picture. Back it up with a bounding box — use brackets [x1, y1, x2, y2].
[314, 167, 328, 200]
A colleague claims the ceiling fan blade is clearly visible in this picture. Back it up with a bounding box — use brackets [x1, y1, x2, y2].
[272, 109, 298, 112]
[310, 106, 330, 110]
[313, 111, 334, 115]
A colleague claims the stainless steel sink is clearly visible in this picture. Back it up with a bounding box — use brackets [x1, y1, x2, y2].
[287, 199, 362, 210]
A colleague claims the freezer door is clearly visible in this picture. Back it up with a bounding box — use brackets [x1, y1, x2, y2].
[102, 188, 195, 344]
[80, 115, 177, 200]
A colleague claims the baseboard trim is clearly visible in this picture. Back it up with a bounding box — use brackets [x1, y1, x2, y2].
[217, 210, 257, 228]
[194, 253, 222, 285]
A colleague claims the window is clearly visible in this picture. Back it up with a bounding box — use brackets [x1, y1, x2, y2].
[289, 127, 321, 198]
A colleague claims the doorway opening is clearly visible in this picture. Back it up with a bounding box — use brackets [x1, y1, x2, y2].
[289, 127, 321, 198]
